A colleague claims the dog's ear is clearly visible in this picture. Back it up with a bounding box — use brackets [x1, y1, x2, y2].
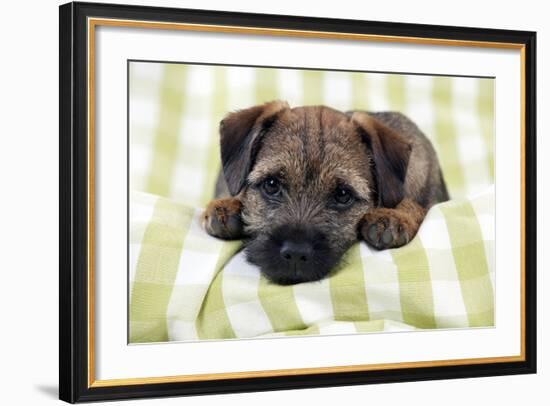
[351, 112, 412, 208]
[220, 100, 289, 196]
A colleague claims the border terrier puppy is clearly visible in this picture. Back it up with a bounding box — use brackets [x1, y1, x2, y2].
[202, 101, 449, 285]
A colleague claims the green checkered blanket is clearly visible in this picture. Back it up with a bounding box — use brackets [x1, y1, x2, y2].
[129, 187, 494, 342]
[130, 64, 494, 205]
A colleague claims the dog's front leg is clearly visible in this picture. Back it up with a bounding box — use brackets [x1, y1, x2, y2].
[202, 197, 244, 240]
[359, 199, 426, 250]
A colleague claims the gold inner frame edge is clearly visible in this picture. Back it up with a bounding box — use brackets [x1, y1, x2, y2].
[86, 17, 527, 388]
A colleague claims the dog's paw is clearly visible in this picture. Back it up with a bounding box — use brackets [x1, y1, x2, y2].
[359, 208, 416, 250]
[202, 198, 244, 240]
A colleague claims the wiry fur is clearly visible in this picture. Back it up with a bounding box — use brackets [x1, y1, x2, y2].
[202, 101, 449, 284]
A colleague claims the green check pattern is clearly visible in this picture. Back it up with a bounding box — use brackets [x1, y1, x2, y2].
[130, 63, 495, 204]
[129, 62, 495, 342]
[129, 188, 495, 342]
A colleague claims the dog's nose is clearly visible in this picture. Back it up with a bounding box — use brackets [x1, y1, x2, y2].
[280, 240, 313, 265]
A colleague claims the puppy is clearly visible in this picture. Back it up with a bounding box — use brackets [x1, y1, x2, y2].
[202, 101, 449, 285]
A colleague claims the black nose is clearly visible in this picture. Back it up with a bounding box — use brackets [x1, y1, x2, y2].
[280, 240, 314, 265]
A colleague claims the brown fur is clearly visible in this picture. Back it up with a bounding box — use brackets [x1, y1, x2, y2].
[361, 199, 427, 249]
[202, 101, 449, 284]
[202, 197, 243, 240]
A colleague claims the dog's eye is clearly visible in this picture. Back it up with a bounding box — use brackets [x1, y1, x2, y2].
[262, 177, 281, 196]
[334, 186, 354, 206]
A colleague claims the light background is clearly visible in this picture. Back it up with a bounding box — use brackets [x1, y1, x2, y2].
[0, 0, 546, 405]
[130, 62, 494, 207]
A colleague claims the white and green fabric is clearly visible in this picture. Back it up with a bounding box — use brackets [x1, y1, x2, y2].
[130, 63, 494, 204]
[129, 187, 494, 343]
[129, 62, 495, 343]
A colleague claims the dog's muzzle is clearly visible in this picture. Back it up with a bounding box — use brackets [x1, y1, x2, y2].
[245, 224, 340, 285]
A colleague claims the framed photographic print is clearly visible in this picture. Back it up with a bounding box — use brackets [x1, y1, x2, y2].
[59, 1, 537, 403]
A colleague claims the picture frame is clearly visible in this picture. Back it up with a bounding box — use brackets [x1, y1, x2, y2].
[59, 1, 537, 403]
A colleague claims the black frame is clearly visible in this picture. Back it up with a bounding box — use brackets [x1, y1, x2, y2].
[59, 1, 537, 403]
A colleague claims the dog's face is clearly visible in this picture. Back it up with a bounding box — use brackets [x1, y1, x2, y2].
[220, 101, 411, 284]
